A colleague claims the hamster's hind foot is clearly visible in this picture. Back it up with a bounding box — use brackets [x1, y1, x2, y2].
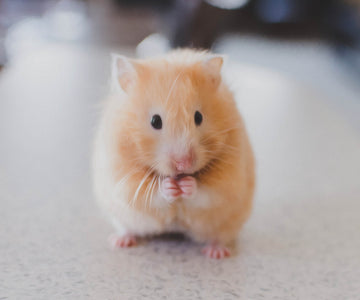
[109, 233, 137, 249]
[201, 243, 230, 259]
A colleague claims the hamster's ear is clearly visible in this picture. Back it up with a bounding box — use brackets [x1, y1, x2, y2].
[202, 55, 225, 88]
[111, 54, 137, 94]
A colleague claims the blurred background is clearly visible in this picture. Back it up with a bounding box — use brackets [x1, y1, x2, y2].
[1, 0, 360, 53]
[0, 0, 359, 127]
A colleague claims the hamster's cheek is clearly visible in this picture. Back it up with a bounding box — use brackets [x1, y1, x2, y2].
[155, 151, 173, 177]
[194, 146, 209, 172]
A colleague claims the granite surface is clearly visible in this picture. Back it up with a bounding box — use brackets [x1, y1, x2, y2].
[0, 45, 359, 299]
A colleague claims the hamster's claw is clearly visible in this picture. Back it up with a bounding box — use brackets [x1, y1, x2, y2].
[177, 176, 197, 198]
[160, 177, 182, 202]
[202, 243, 231, 259]
[109, 234, 137, 249]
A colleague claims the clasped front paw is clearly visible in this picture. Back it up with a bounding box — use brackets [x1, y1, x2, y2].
[160, 176, 197, 202]
[160, 177, 182, 202]
[177, 176, 197, 199]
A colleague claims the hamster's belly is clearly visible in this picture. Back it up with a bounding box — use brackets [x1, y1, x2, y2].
[121, 186, 214, 235]
[110, 201, 188, 236]
[107, 195, 165, 236]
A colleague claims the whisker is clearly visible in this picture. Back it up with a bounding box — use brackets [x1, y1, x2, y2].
[201, 126, 241, 143]
[148, 174, 157, 209]
[130, 160, 161, 208]
[113, 168, 140, 198]
[145, 175, 156, 210]
[131, 168, 153, 208]
[206, 142, 239, 152]
[165, 71, 182, 105]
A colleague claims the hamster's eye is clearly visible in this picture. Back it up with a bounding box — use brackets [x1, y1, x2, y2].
[194, 111, 203, 126]
[151, 114, 162, 130]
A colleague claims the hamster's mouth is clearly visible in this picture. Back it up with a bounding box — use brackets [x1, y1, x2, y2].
[174, 173, 194, 180]
[169, 160, 215, 180]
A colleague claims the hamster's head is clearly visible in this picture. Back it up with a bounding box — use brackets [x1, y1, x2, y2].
[112, 50, 239, 179]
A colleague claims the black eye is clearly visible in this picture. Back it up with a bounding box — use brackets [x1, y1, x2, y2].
[151, 114, 162, 130]
[194, 111, 203, 126]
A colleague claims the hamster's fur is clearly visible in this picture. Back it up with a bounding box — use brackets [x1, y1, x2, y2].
[92, 49, 255, 258]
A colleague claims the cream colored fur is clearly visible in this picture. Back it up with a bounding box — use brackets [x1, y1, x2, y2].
[92, 49, 255, 246]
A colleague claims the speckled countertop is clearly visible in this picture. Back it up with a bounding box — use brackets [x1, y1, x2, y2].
[0, 45, 359, 299]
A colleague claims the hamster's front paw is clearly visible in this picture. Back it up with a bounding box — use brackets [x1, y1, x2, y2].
[160, 177, 182, 202]
[177, 176, 197, 199]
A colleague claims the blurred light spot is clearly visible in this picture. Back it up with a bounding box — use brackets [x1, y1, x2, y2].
[136, 33, 170, 59]
[4, 0, 88, 61]
[5, 18, 48, 60]
[44, 0, 88, 41]
[255, 0, 295, 23]
[205, 0, 249, 10]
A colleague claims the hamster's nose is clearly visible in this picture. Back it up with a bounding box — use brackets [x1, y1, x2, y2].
[174, 156, 193, 172]
[172, 149, 195, 173]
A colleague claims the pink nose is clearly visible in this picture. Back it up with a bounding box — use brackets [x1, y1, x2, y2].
[174, 155, 193, 172]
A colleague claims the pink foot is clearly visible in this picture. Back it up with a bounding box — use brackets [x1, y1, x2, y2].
[160, 177, 182, 202]
[109, 234, 137, 249]
[177, 176, 197, 198]
[202, 243, 231, 259]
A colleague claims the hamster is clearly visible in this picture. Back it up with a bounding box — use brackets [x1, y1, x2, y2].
[92, 49, 255, 259]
